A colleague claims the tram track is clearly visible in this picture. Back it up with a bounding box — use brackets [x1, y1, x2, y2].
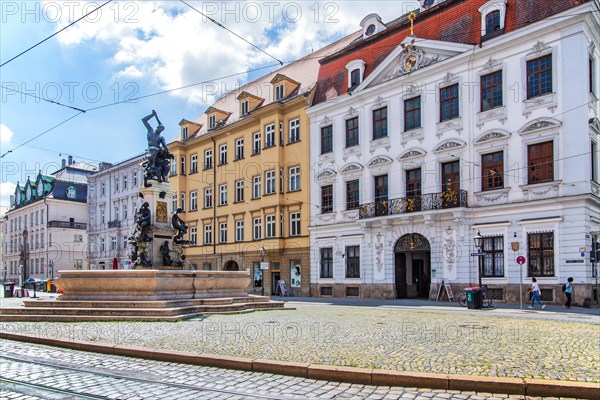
[0, 353, 288, 399]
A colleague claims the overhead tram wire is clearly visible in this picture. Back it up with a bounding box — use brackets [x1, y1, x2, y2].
[179, 0, 283, 66]
[85, 62, 283, 112]
[0, 112, 84, 159]
[0, 85, 87, 113]
[0, 0, 113, 68]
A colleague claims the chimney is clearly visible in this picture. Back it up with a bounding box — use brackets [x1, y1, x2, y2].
[68, 155, 73, 165]
[62, 159, 66, 168]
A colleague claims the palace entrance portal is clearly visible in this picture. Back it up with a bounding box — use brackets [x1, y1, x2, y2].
[394, 233, 431, 299]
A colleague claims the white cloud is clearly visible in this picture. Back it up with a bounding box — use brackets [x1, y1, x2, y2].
[114, 65, 144, 79]
[0, 124, 14, 142]
[47, 1, 416, 105]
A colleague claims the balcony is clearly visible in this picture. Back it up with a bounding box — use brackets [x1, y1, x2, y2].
[108, 220, 121, 229]
[48, 220, 87, 230]
[359, 190, 468, 219]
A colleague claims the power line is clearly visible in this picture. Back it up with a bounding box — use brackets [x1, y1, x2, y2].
[0, 85, 87, 113]
[0, 112, 84, 159]
[0, 0, 113, 68]
[85, 62, 283, 112]
[179, 0, 283, 66]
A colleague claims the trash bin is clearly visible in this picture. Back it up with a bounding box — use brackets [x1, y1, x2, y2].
[465, 287, 483, 309]
[3, 283, 15, 298]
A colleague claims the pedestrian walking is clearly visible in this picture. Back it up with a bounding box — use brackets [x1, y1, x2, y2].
[563, 277, 574, 308]
[528, 277, 546, 310]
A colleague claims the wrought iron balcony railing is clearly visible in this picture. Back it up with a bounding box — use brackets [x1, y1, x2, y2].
[359, 190, 468, 219]
[108, 220, 121, 228]
[48, 221, 87, 230]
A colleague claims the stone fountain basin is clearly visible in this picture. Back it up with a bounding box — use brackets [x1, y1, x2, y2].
[55, 270, 251, 301]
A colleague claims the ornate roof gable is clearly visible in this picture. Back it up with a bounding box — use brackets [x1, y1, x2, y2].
[360, 38, 473, 90]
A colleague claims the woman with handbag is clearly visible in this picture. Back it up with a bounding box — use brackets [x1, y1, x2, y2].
[564, 277, 574, 308]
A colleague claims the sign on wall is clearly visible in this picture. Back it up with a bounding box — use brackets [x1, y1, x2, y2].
[290, 260, 301, 288]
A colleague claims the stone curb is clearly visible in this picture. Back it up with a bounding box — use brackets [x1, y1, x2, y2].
[1, 332, 599, 399]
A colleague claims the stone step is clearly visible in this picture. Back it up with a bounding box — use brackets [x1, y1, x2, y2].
[21, 296, 271, 309]
[1, 302, 285, 317]
[0, 307, 285, 322]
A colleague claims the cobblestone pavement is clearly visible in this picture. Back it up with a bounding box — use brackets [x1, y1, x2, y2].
[0, 339, 554, 400]
[1, 297, 598, 384]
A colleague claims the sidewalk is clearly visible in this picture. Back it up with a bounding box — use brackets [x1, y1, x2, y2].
[273, 296, 600, 324]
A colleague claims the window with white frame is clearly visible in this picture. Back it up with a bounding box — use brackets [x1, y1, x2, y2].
[204, 149, 213, 169]
[478, 0, 508, 39]
[100, 209, 105, 224]
[182, 126, 188, 139]
[204, 224, 212, 244]
[114, 177, 119, 192]
[345, 245, 360, 278]
[275, 84, 284, 100]
[190, 191, 198, 211]
[170, 159, 177, 176]
[265, 124, 275, 148]
[241, 100, 249, 116]
[180, 192, 186, 211]
[171, 196, 177, 212]
[289, 166, 300, 191]
[289, 118, 300, 143]
[280, 168, 284, 193]
[345, 59, 366, 89]
[114, 206, 119, 220]
[209, 115, 216, 129]
[235, 180, 244, 203]
[133, 172, 138, 187]
[219, 184, 227, 206]
[279, 122, 284, 145]
[190, 227, 197, 245]
[123, 204, 128, 219]
[280, 213, 284, 238]
[204, 187, 213, 208]
[235, 138, 244, 160]
[252, 176, 261, 199]
[253, 217, 261, 240]
[101, 182, 105, 195]
[265, 170, 276, 194]
[180, 156, 186, 175]
[219, 223, 227, 243]
[100, 237, 105, 252]
[219, 144, 227, 165]
[265, 214, 276, 238]
[235, 220, 244, 242]
[190, 154, 198, 173]
[123, 175, 128, 190]
[253, 132, 261, 154]
[111, 236, 117, 250]
[289, 212, 300, 237]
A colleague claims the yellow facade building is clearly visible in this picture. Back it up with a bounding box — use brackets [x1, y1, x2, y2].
[168, 37, 354, 296]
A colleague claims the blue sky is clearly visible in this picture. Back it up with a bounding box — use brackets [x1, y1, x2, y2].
[0, 0, 417, 213]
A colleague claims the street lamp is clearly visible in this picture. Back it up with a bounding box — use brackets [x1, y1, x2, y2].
[473, 230, 483, 287]
[259, 246, 265, 296]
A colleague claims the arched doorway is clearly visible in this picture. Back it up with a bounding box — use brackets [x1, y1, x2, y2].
[224, 260, 239, 271]
[394, 233, 431, 299]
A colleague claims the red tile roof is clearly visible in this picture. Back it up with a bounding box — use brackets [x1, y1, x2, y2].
[313, 0, 589, 105]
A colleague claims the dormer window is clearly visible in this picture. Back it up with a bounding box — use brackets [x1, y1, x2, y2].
[485, 10, 500, 35]
[360, 14, 385, 39]
[346, 60, 366, 90]
[275, 84, 284, 101]
[182, 126, 188, 140]
[209, 115, 216, 130]
[241, 100, 249, 116]
[478, 0, 507, 41]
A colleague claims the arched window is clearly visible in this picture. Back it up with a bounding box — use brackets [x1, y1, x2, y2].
[485, 10, 500, 35]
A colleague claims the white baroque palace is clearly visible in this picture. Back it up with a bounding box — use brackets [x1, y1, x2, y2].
[87, 154, 145, 269]
[308, 2, 600, 304]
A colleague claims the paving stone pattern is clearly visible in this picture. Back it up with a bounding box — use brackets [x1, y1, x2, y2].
[1, 303, 598, 383]
[0, 340, 584, 400]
